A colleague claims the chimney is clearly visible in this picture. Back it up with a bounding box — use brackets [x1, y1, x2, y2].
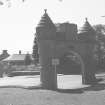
[2, 50, 8, 55]
[19, 50, 21, 54]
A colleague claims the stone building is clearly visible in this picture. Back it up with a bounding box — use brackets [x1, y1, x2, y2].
[3, 51, 33, 65]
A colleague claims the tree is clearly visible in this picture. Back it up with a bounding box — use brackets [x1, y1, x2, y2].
[93, 24, 105, 33]
[32, 36, 39, 65]
[93, 24, 105, 41]
[93, 24, 105, 56]
[24, 53, 32, 65]
[93, 24, 105, 70]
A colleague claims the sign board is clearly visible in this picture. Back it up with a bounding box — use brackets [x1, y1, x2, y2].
[52, 59, 59, 65]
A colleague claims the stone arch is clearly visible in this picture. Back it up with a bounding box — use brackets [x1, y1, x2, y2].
[36, 10, 97, 89]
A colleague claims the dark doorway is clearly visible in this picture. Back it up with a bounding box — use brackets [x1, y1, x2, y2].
[58, 52, 82, 75]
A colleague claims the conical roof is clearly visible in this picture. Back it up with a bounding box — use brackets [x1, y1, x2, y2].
[37, 9, 55, 29]
[78, 18, 95, 34]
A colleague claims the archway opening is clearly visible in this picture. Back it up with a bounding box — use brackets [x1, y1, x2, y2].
[57, 51, 85, 89]
[58, 51, 84, 75]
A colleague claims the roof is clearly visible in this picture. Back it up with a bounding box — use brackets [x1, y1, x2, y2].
[3, 54, 33, 62]
[37, 9, 55, 29]
[78, 18, 95, 34]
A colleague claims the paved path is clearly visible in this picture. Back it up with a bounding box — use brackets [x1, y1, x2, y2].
[0, 75, 40, 87]
[57, 75, 89, 89]
[0, 75, 89, 89]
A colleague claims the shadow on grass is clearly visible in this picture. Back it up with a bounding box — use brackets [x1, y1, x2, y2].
[25, 85, 84, 94]
[56, 84, 105, 94]
[83, 83, 105, 91]
[57, 88, 83, 94]
[82, 78, 105, 91]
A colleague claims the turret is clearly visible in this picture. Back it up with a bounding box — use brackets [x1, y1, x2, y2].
[36, 9, 56, 65]
[78, 18, 96, 42]
[78, 18, 97, 84]
[36, 9, 56, 40]
[36, 10, 57, 89]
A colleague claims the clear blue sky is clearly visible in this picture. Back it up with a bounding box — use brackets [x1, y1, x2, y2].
[0, 0, 105, 54]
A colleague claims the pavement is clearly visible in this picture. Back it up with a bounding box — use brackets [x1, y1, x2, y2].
[0, 75, 89, 89]
[57, 75, 89, 89]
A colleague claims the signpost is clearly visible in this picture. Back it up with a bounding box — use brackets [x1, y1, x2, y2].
[52, 58, 59, 87]
[52, 59, 59, 65]
[52, 58, 59, 73]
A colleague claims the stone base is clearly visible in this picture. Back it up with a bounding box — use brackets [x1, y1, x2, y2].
[40, 66, 57, 90]
[82, 73, 97, 85]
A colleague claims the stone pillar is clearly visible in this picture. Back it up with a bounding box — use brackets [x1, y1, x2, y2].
[38, 40, 57, 89]
[82, 54, 97, 84]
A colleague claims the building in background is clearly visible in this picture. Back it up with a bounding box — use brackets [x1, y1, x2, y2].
[3, 51, 33, 65]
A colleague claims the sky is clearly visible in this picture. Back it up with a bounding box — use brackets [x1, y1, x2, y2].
[0, 0, 105, 54]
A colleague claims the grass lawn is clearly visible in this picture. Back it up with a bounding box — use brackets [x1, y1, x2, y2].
[0, 86, 105, 105]
[0, 74, 105, 105]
